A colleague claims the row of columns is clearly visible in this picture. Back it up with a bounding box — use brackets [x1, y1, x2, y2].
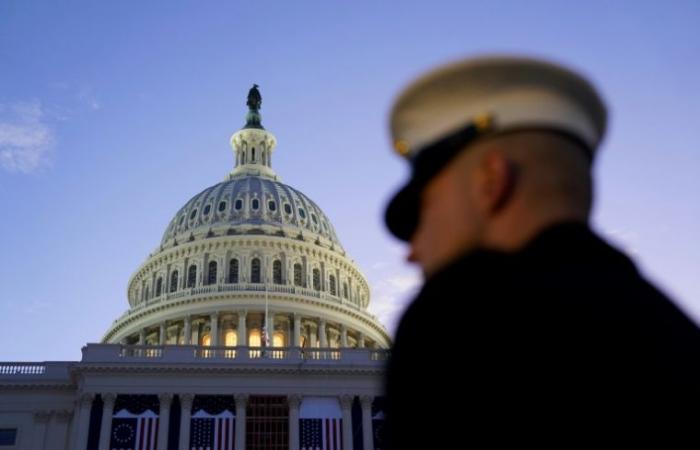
[70, 392, 376, 450]
[138, 255, 363, 307]
[133, 312, 370, 349]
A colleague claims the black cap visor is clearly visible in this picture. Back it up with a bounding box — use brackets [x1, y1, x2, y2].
[384, 121, 487, 241]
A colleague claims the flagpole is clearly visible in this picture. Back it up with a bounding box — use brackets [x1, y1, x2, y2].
[264, 269, 269, 349]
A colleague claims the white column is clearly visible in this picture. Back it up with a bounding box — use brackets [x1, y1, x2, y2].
[340, 395, 354, 450]
[319, 320, 328, 348]
[237, 312, 247, 347]
[73, 393, 94, 450]
[139, 329, 146, 345]
[357, 333, 366, 349]
[288, 395, 301, 450]
[157, 394, 173, 450]
[340, 325, 348, 348]
[48, 410, 72, 450]
[293, 315, 301, 347]
[234, 394, 248, 450]
[178, 394, 194, 450]
[97, 393, 116, 450]
[32, 411, 50, 450]
[159, 323, 166, 345]
[184, 316, 192, 345]
[210, 312, 219, 346]
[361, 396, 374, 450]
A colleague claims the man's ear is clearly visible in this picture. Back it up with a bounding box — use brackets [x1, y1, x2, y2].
[478, 150, 516, 214]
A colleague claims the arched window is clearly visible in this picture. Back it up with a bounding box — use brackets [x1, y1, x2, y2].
[329, 275, 337, 296]
[251, 198, 259, 210]
[155, 277, 163, 297]
[252, 147, 256, 162]
[170, 271, 178, 292]
[343, 282, 349, 299]
[207, 261, 217, 285]
[229, 259, 239, 283]
[224, 329, 237, 347]
[251, 258, 261, 283]
[312, 268, 321, 291]
[294, 263, 303, 287]
[273, 331, 285, 347]
[218, 201, 227, 212]
[187, 264, 197, 288]
[235, 199, 243, 210]
[273, 260, 283, 285]
[249, 329, 261, 347]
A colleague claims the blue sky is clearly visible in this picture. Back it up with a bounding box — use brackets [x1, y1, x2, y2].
[1, 1, 698, 361]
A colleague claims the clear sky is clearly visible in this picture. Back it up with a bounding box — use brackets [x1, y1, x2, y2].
[1, 1, 698, 361]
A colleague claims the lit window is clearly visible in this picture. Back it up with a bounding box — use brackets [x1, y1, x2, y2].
[218, 201, 227, 212]
[273, 331, 285, 347]
[207, 261, 217, 285]
[235, 199, 243, 210]
[252, 199, 259, 210]
[201, 334, 211, 346]
[225, 330, 237, 347]
[268, 200, 277, 211]
[284, 204, 292, 214]
[251, 258, 261, 283]
[249, 329, 261, 347]
[190, 209, 197, 220]
[203, 204, 211, 215]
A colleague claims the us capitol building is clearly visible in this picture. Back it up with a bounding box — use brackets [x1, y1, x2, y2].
[0, 87, 391, 450]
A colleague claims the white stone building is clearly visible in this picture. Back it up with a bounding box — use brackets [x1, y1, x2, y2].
[0, 87, 390, 450]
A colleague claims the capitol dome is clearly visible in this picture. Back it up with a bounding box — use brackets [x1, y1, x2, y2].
[103, 85, 390, 351]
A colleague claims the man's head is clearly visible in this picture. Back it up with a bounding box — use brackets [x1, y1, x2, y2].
[385, 56, 606, 277]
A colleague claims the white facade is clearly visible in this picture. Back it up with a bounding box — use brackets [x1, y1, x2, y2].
[0, 92, 390, 450]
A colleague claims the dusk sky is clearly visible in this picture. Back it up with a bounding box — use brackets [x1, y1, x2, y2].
[1, 1, 698, 361]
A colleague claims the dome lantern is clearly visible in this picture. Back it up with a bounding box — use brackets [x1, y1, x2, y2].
[227, 85, 279, 180]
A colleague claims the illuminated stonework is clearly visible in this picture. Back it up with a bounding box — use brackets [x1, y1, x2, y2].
[0, 88, 390, 450]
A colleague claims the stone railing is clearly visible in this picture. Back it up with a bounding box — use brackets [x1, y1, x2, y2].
[83, 344, 389, 366]
[116, 282, 380, 323]
[0, 361, 73, 381]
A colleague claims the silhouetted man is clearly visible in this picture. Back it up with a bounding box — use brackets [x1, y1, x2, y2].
[383, 56, 700, 447]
